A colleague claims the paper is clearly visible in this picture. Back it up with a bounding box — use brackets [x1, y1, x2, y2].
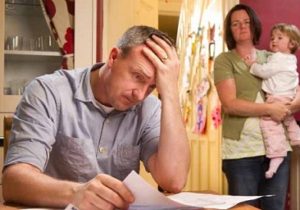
[123, 171, 265, 210]
[22, 209, 60, 210]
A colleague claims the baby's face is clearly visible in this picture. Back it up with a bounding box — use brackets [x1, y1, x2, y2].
[269, 29, 292, 54]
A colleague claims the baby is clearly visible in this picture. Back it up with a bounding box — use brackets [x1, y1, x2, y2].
[245, 23, 300, 179]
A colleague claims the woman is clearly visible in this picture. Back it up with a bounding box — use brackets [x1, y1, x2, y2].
[214, 4, 300, 210]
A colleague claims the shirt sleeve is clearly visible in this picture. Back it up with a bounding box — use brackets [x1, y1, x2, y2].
[214, 52, 234, 85]
[249, 54, 283, 79]
[4, 77, 59, 171]
[139, 96, 161, 172]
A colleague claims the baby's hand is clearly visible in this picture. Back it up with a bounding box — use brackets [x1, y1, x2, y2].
[243, 50, 257, 67]
[243, 55, 255, 66]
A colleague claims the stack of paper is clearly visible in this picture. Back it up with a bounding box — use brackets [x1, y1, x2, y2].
[123, 171, 266, 210]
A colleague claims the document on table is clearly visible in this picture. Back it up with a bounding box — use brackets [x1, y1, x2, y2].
[123, 171, 268, 210]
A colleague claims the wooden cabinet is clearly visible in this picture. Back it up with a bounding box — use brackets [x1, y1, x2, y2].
[0, 0, 62, 111]
[0, 0, 97, 136]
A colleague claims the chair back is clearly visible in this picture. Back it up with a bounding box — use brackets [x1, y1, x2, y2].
[3, 116, 13, 158]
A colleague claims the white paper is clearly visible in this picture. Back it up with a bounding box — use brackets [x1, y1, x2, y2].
[123, 171, 266, 210]
[22, 209, 60, 210]
[123, 170, 190, 209]
[168, 192, 264, 209]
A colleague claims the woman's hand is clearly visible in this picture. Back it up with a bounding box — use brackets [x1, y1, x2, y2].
[288, 86, 300, 114]
[266, 102, 290, 122]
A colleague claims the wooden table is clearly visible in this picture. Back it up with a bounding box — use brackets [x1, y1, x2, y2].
[0, 203, 260, 210]
[0, 187, 260, 210]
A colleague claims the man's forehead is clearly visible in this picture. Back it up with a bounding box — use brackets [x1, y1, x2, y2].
[127, 45, 156, 78]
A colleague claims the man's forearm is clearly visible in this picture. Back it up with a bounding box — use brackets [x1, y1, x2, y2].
[2, 163, 80, 208]
[152, 90, 190, 192]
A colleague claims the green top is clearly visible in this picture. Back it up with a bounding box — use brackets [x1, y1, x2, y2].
[214, 50, 268, 140]
[214, 50, 291, 159]
[222, 93, 267, 159]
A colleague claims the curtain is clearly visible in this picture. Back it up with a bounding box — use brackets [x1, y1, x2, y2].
[177, 0, 223, 135]
[177, 0, 238, 135]
[177, 0, 238, 194]
[40, 0, 75, 69]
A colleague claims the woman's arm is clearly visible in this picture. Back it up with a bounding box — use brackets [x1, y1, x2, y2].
[289, 86, 300, 114]
[216, 78, 289, 121]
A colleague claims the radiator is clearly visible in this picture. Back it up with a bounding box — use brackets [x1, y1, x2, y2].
[183, 131, 224, 194]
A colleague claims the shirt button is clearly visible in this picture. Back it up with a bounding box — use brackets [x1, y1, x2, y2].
[99, 147, 106, 154]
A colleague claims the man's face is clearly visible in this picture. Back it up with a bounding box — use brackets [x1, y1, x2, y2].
[104, 45, 156, 111]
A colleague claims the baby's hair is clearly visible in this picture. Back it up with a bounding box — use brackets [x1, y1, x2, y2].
[271, 23, 300, 54]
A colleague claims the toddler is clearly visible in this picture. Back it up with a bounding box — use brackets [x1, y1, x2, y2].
[245, 23, 300, 179]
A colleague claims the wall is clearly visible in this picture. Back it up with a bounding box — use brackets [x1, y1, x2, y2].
[102, 0, 158, 60]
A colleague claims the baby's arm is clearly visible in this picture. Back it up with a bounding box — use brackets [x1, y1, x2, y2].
[248, 54, 280, 79]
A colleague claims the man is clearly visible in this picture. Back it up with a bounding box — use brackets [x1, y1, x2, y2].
[2, 25, 190, 210]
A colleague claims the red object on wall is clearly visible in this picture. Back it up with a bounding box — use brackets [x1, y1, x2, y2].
[241, 0, 300, 120]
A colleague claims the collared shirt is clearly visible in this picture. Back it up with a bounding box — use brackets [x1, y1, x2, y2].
[4, 64, 161, 182]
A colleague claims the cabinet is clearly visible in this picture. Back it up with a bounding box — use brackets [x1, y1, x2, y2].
[0, 0, 62, 113]
[0, 0, 97, 136]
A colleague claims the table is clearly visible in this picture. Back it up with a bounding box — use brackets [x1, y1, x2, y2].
[0, 203, 260, 210]
[0, 186, 260, 210]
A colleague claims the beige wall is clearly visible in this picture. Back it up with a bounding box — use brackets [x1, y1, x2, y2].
[102, 0, 158, 60]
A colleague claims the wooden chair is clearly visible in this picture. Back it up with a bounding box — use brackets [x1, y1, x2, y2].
[3, 116, 13, 159]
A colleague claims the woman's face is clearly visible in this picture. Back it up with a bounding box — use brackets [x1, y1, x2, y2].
[230, 10, 252, 44]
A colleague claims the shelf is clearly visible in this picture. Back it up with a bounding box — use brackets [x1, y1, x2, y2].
[5, 0, 42, 16]
[4, 50, 61, 56]
[5, 0, 40, 6]
[4, 50, 62, 62]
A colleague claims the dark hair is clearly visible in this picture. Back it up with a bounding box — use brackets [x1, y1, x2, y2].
[117, 25, 175, 56]
[224, 4, 262, 50]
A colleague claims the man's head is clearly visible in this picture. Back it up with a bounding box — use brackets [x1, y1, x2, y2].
[95, 26, 174, 111]
[116, 25, 175, 57]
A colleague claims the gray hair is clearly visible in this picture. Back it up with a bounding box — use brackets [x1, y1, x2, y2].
[117, 25, 175, 56]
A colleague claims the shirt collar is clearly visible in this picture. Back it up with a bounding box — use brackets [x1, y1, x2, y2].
[74, 63, 103, 103]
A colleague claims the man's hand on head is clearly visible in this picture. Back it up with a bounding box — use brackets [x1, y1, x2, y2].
[142, 35, 180, 98]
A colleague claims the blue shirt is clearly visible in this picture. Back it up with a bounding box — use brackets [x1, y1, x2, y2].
[4, 64, 161, 182]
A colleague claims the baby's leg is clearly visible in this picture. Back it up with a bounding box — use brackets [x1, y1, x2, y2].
[262, 95, 288, 178]
[284, 116, 300, 146]
[265, 157, 284, 179]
